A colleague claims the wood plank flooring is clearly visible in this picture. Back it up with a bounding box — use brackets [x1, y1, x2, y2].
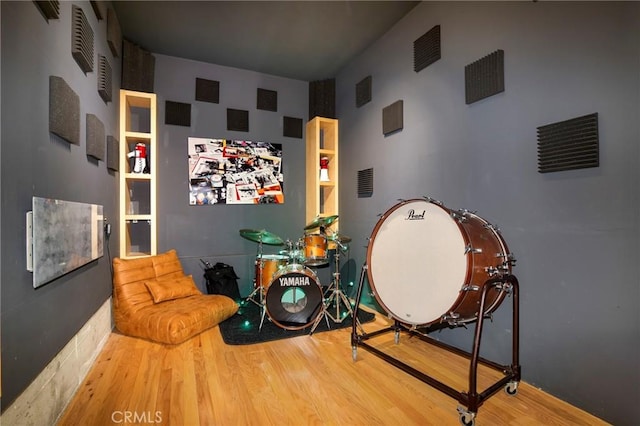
[58, 311, 608, 426]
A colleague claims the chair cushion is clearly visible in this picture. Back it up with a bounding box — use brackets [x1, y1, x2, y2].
[128, 294, 239, 344]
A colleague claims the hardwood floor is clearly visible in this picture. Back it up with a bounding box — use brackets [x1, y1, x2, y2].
[58, 311, 608, 426]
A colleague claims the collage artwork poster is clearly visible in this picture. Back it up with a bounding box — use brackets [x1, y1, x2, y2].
[188, 137, 284, 205]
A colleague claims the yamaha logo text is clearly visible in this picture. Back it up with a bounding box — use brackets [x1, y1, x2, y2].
[279, 276, 311, 286]
[406, 209, 426, 220]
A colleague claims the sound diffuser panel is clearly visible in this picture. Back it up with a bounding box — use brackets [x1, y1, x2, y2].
[86, 114, 105, 160]
[356, 76, 372, 108]
[382, 100, 403, 135]
[465, 49, 504, 104]
[283, 116, 303, 139]
[537, 113, 599, 173]
[71, 5, 94, 74]
[165, 101, 191, 127]
[106, 7, 122, 57]
[122, 39, 155, 93]
[97, 54, 112, 103]
[34, 0, 60, 21]
[227, 109, 249, 132]
[89, 1, 105, 20]
[49, 76, 80, 145]
[257, 88, 278, 112]
[358, 168, 374, 198]
[309, 79, 336, 119]
[106, 135, 118, 171]
[195, 78, 220, 103]
[414, 25, 441, 72]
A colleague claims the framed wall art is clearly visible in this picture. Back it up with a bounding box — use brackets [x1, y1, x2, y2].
[188, 137, 284, 205]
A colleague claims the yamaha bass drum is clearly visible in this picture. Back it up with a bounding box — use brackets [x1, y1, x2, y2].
[265, 264, 324, 330]
[366, 198, 514, 327]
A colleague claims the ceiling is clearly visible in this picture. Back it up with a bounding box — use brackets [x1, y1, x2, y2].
[112, 1, 420, 82]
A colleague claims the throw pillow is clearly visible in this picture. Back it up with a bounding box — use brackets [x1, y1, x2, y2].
[145, 274, 202, 303]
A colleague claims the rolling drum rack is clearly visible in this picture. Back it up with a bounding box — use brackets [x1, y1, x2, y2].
[351, 266, 521, 426]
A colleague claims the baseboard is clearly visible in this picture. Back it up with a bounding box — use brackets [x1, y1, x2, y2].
[1, 298, 113, 425]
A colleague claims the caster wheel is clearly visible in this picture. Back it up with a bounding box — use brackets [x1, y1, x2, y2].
[457, 406, 476, 426]
[505, 381, 519, 396]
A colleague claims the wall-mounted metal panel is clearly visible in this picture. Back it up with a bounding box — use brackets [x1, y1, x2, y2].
[29, 197, 104, 288]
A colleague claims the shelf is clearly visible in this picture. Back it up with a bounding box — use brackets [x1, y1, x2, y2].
[119, 90, 157, 259]
[306, 117, 339, 229]
[125, 215, 153, 221]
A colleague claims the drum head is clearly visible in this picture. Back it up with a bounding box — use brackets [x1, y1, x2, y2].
[367, 199, 468, 325]
[266, 265, 323, 330]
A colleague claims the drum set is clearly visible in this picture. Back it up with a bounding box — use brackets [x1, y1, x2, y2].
[240, 214, 354, 333]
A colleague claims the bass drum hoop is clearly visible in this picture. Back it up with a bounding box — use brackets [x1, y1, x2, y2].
[265, 264, 323, 330]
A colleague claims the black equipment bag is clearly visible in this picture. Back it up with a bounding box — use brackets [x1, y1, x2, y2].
[202, 262, 241, 300]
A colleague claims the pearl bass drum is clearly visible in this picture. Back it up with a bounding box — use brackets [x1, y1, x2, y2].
[366, 198, 514, 327]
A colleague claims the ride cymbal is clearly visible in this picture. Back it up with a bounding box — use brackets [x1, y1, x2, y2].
[303, 215, 339, 230]
[239, 229, 284, 245]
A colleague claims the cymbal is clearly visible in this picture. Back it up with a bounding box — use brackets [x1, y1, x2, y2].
[328, 234, 352, 244]
[239, 229, 284, 245]
[304, 215, 339, 230]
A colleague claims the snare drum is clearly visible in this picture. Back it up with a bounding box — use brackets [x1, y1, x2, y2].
[366, 198, 513, 327]
[255, 254, 288, 289]
[265, 264, 324, 330]
[303, 234, 328, 266]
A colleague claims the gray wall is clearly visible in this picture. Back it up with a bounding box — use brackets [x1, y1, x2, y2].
[335, 2, 639, 425]
[152, 54, 315, 295]
[1, 2, 119, 409]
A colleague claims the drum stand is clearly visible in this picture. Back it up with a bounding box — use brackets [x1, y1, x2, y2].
[323, 250, 353, 323]
[351, 263, 521, 426]
[310, 247, 361, 335]
[245, 242, 268, 331]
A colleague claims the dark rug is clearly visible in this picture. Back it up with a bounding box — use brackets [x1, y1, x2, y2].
[219, 301, 375, 345]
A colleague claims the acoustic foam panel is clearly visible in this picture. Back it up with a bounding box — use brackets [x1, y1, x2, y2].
[257, 88, 278, 112]
[465, 49, 504, 105]
[357, 168, 374, 198]
[195, 78, 220, 103]
[122, 39, 155, 93]
[356, 76, 372, 108]
[227, 109, 249, 132]
[106, 7, 122, 58]
[537, 113, 599, 173]
[382, 100, 403, 135]
[97, 54, 112, 103]
[414, 25, 441, 72]
[309, 79, 336, 119]
[89, 1, 105, 20]
[86, 114, 105, 160]
[283, 116, 303, 139]
[49, 76, 80, 145]
[71, 5, 94, 74]
[34, 1, 60, 21]
[106, 135, 118, 171]
[165, 101, 191, 127]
